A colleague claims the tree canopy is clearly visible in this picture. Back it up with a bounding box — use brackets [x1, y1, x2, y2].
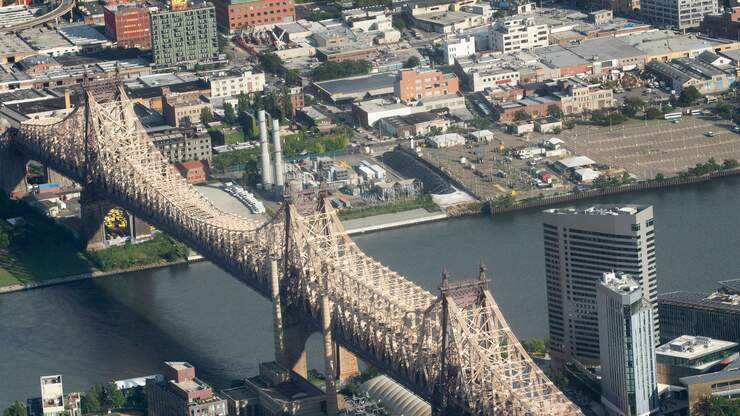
[3, 402, 26, 416]
[403, 56, 421, 69]
[312, 60, 372, 81]
[678, 85, 701, 107]
[259, 53, 283, 74]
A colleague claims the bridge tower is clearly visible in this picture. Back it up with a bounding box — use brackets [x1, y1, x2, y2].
[0, 133, 29, 199]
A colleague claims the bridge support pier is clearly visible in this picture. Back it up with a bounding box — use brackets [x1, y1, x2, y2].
[0, 141, 29, 199]
[321, 293, 338, 416]
[80, 191, 153, 251]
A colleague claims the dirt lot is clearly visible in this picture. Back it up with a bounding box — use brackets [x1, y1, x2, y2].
[558, 116, 740, 179]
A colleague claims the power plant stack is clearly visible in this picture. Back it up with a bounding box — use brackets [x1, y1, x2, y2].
[258, 110, 273, 190]
[272, 118, 285, 195]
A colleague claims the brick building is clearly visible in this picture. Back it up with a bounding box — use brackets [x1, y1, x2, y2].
[103, 4, 151, 49]
[146, 362, 227, 416]
[393, 68, 460, 101]
[211, 0, 295, 34]
[700, 7, 740, 41]
[162, 95, 212, 127]
[175, 160, 209, 183]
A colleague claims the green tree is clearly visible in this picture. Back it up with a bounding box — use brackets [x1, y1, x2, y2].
[645, 107, 663, 120]
[223, 102, 236, 125]
[513, 110, 531, 122]
[284, 69, 301, 87]
[547, 105, 563, 119]
[678, 85, 701, 107]
[0, 226, 9, 249]
[654, 172, 665, 181]
[237, 93, 249, 114]
[104, 383, 125, 410]
[493, 10, 506, 18]
[471, 116, 491, 130]
[622, 96, 645, 117]
[716, 102, 734, 120]
[693, 395, 740, 415]
[723, 158, 739, 170]
[312, 60, 372, 81]
[403, 56, 421, 69]
[82, 385, 102, 414]
[259, 53, 283, 74]
[281, 89, 293, 120]
[392, 15, 406, 30]
[3, 401, 27, 416]
[200, 107, 214, 125]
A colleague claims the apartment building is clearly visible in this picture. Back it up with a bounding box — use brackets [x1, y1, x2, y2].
[208, 68, 265, 98]
[441, 35, 476, 65]
[555, 77, 615, 115]
[393, 68, 460, 101]
[598, 272, 659, 416]
[103, 4, 151, 49]
[162, 95, 212, 127]
[641, 0, 718, 29]
[211, 0, 295, 33]
[150, 127, 212, 163]
[542, 205, 658, 366]
[150, 3, 221, 69]
[489, 16, 549, 53]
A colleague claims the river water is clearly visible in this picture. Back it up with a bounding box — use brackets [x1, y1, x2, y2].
[1, 176, 739, 406]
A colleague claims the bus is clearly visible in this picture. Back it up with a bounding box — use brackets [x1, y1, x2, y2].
[664, 112, 682, 120]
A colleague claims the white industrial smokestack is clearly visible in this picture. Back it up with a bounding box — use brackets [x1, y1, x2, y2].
[259, 110, 273, 189]
[272, 118, 285, 192]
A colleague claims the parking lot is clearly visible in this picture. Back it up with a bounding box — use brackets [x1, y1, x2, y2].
[558, 116, 740, 179]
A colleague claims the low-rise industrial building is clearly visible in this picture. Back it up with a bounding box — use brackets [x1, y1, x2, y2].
[646, 57, 733, 95]
[427, 132, 465, 148]
[494, 95, 560, 123]
[378, 112, 450, 138]
[162, 95, 212, 127]
[352, 94, 466, 127]
[314, 72, 397, 104]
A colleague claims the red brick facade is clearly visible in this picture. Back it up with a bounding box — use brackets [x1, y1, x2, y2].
[393, 69, 460, 101]
[211, 0, 295, 33]
[103, 5, 152, 49]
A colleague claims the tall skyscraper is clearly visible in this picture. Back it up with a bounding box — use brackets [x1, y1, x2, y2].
[598, 272, 658, 416]
[150, 3, 221, 70]
[543, 205, 657, 366]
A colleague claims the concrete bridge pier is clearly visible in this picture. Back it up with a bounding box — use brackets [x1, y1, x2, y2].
[80, 191, 153, 251]
[321, 292, 339, 416]
[0, 141, 29, 199]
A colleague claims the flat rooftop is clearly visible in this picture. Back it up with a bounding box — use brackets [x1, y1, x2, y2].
[57, 23, 109, 46]
[545, 204, 649, 216]
[314, 71, 397, 96]
[656, 336, 738, 361]
[0, 34, 34, 57]
[413, 10, 480, 26]
[18, 27, 74, 51]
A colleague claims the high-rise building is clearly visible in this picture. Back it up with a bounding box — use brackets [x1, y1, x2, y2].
[210, 0, 295, 34]
[103, 4, 152, 49]
[658, 279, 740, 344]
[543, 205, 658, 366]
[640, 0, 718, 29]
[598, 272, 659, 416]
[150, 3, 222, 70]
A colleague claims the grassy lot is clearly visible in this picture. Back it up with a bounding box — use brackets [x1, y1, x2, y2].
[0, 195, 188, 288]
[224, 128, 245, 144]
[337, 195, 439, 221]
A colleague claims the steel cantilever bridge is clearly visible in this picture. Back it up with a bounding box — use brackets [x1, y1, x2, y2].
[6, 82, 582, 416]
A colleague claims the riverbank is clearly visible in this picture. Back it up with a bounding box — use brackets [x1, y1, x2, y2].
[0, 256, 204, 295]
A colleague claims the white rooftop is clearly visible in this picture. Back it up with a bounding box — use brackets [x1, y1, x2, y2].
[656, 336, 738, 361]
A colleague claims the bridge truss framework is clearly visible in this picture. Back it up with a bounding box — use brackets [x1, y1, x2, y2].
[7, 81, 583, 416]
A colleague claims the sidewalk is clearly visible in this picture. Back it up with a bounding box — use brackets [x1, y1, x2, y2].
[343, 209, 447, 235]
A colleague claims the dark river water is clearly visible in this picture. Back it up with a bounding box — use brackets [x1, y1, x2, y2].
[1, 176, 739, 406]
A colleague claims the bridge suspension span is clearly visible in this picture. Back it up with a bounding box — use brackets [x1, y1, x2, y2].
[5, 81, 583, 416]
